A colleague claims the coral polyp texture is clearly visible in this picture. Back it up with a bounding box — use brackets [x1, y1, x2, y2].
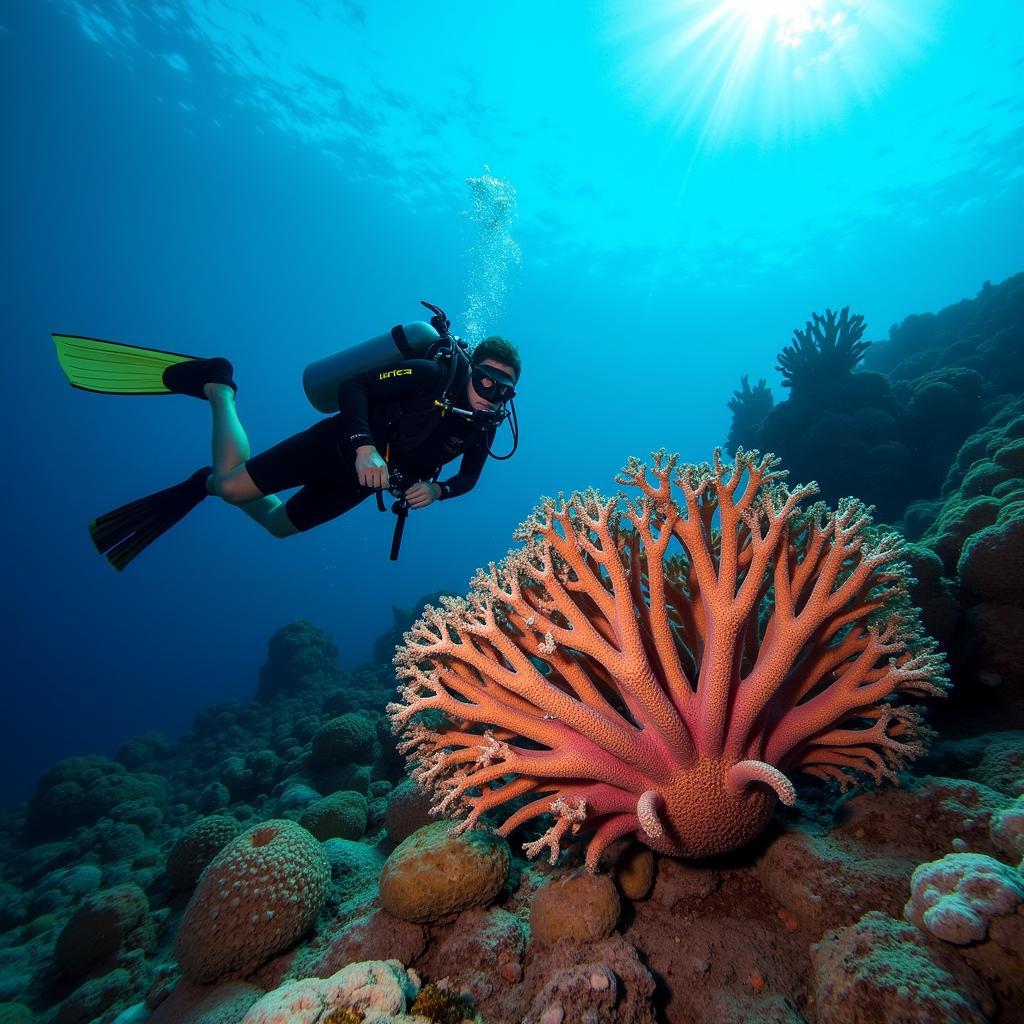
[174, 818, 330, 983]
[388, 449, 950, 870]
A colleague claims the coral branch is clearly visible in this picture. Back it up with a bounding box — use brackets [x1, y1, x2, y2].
[388, 448, 948, 868]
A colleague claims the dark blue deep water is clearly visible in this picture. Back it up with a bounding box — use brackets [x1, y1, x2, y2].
[3, 0, 1022, 809]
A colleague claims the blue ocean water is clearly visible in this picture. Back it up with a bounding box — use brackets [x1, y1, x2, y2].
[2, 0, 1022, 812]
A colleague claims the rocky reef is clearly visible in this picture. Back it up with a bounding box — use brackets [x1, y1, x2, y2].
[0, 603, 1020, 1023]
[0, 279, 1022, 1023]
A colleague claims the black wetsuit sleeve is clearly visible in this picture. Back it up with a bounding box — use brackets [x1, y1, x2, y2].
[437, 434, 493, 500]
[337, 359, 442, 448]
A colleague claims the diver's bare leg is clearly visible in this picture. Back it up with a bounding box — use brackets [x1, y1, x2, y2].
[204, 383, 298, 537]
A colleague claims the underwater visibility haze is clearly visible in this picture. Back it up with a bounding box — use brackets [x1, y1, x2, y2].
[2, 1, 1024, 1022]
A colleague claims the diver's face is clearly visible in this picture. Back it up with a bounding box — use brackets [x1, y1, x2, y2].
[467, 359, 517, 412]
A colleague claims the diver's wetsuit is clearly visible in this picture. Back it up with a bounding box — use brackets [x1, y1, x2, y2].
[245, 359, 495, 531]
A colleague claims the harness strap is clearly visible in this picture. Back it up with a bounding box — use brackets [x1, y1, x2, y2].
[390, 324, 415, 358]
[388, 362, 469, 455]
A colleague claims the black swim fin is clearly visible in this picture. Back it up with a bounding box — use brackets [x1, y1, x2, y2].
[89, 467, 213, 571]
[161, 357, 237, 399]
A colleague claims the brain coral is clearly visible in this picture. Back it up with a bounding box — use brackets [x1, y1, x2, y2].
[903, 852, 1024, 944]
[174, 819, 330, 983]
[166, 815, 241, 890]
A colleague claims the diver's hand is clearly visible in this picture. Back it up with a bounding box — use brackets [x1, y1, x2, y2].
[404, 482, 440, 509]
[355, 446, 389, 489]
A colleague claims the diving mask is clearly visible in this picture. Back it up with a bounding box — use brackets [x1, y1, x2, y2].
[471, 363, 517, 402]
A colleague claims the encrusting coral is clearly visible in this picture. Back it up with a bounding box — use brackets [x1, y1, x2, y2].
[388, 449, 950, 869]
[409, 981, 473, 1024]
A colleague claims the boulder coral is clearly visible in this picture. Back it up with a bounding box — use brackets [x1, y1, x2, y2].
[378, 821, 510, 923]
[912, 405, 1024, 720]
[54, 884, 149, 977]
[256, 620, 342, 700]
[25, 756, 167, 840]
[299, 791, 368, 842]
[922, 404, 1024, 573]
[166, 815, 241, 890]
[384, 778, 436, 845]
[174, 819, 330, 983]
[530, 872, 620, 945]
[604, 842, 655, 900]
[311, 714, 376, 768]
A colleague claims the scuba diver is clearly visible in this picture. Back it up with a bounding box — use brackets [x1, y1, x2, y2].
[51, 302, 520, 569]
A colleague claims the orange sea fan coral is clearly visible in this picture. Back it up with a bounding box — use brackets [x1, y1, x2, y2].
[387, 449, 949, 870]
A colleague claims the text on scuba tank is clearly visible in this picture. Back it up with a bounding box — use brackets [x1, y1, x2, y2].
[379, 368, 413, 380]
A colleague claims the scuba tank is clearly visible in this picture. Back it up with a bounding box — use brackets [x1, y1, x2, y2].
[303, 301, 518, 462]
[302, 320, 442, 414]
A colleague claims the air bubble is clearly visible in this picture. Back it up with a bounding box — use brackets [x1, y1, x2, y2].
[462, 167, 521, 343]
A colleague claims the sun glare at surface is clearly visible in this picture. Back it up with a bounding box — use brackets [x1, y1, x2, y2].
[726, 0, 843, 47]
[609, 0, 941, 147]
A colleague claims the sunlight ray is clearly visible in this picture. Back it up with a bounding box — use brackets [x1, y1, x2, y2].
[609, 0, 943, 146]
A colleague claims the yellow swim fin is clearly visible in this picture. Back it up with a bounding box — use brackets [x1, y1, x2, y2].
[51, 334, 199, 395]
